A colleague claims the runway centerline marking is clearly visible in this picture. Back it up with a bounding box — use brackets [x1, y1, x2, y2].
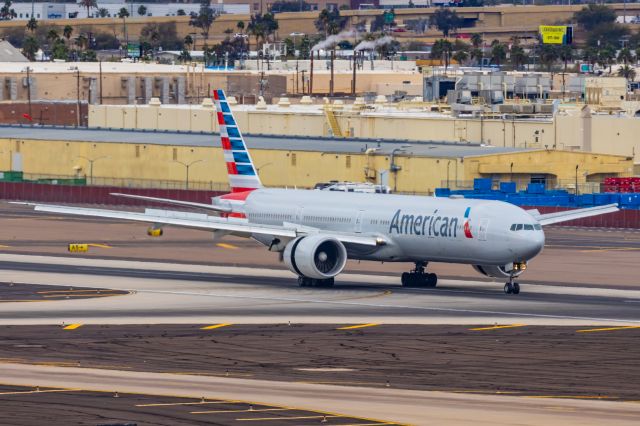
[136, 401, 237, 407]
[337, 323, 380, 330]
[134, 289, 640, 324]
[236, 415, 342, 421]
[576, 326, 640, 333]
[0, 388, 81, 395]
[216, 243, 239, 250]
[192, 408, 290, 414]
[469, 324, 526, 331]
[200, 323, 232, 330]
[63, 323, 83, 330]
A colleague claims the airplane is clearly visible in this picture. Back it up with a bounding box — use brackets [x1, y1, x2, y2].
[20, 89, 620, 295]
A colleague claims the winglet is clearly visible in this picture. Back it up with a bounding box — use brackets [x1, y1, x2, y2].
[213, 89, 262, 193]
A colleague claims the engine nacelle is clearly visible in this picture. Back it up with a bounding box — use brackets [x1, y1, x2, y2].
[283, 235, 347, 280]
[472, 262, 526, 278]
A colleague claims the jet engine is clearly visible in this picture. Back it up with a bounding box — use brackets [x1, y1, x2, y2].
[472, 262, 526, 278]
[283, 235, 347, 280]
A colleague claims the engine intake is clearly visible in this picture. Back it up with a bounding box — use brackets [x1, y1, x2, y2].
[283, 235, 347, 280]
[472, 264, 525, 279]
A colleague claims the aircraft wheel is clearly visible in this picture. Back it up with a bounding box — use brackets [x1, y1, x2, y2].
[504, 283, 513, 294]
[512, 283, 520, 295]
[401, 272, 410, 287]
[298, 276, 311, 287]
[427, 273, 438, 287]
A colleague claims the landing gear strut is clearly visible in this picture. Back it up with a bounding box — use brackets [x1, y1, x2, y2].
[504, 276, 521, 295]
[401, 262, 438, 288]
[297, 276, 335, 288]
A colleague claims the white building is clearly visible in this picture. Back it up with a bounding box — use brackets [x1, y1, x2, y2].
[9, 1, 248, 21]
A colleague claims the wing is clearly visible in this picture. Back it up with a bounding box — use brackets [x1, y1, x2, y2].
[18, 203, 385, 247]
[528, 204, 619, 226]
[110, 193, 232, 213]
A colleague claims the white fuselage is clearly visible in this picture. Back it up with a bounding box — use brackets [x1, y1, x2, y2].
[240, 188, 545, 266]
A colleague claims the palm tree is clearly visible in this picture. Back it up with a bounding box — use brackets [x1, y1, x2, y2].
[184, 35, 193, 51]
[470, 33, 482, 49]
[618, 64, 636, 82]
[617, 48, 634, 65]
[75, 34, 88, 51]
[490, 42, 507, 67]
[47, 29, 59, 43]
[22, 36, 39, 60]
[237, 21, 245, 33]
[138, 5, 147, 17]
[118, 7, 130, 48]
[509, 43, 526, 70]
[26, 17, 37, 33]
[63, 25, 73, 42]
[452, 49, 468, 66]
[79, 0, 97, 18]
[431, 39, 453, 71]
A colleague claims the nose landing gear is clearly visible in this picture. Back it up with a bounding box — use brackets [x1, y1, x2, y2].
[504, 278, 521, 295]
[401, 262, 438, 288]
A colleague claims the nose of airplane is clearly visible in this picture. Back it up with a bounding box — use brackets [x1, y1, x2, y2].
[516, 230, 545, 261]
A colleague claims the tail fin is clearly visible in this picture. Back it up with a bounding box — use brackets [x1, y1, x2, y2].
[213, 89, 262, 193]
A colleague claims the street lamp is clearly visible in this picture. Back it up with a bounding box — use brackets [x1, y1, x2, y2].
[174, 159, 204, 189]
[390, 144, 412, 192]
[77, 155, 110, 185]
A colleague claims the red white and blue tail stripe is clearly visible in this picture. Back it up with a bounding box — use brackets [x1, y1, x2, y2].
[213, 89, 262, 193]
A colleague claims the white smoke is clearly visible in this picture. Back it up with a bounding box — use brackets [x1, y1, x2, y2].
[311, 31, 354, 52]
[355, 36, 395, 51]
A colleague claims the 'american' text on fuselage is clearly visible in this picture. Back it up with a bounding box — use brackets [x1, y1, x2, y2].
[389, 209, 460, 238]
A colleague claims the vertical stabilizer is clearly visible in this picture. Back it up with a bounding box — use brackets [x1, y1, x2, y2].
[213, 89, 262, 193]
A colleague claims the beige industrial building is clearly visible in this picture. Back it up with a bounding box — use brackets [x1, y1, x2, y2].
[87, 98, 640, 171]
[0, 127, 632, 194]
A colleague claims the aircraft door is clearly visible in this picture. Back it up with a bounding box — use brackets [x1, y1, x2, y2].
[478, 218, 489, 241]
[354, 210, 364, 233]
[295, 207, 304, 223]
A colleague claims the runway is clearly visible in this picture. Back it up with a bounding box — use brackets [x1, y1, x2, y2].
[0, 253, 639, 325]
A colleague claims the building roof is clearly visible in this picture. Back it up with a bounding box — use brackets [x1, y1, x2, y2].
[0, 41, 28, 62]
[0, 125, 530, 159]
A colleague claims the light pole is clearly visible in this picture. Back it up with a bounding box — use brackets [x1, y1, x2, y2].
[390, 144, 412, 193]
[174, 159, 203, 189]
[77, 155, 109, 185]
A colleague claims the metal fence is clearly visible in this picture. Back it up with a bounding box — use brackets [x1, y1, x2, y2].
[21, 173, 230, 192]
[441, 179, 622, 195]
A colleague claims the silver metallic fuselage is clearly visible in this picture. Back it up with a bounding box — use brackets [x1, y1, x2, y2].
[241, 189, 545, 266]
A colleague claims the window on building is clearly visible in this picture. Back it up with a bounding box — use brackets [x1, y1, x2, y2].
[135, 145, 140, 158]
[172, 148, 178, 161]
[291, 153, 297, 166]
[346, 155, 351, 169]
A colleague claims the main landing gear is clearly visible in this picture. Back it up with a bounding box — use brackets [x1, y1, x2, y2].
[298, 276, 335, 288]
[401, 262, 438, 288]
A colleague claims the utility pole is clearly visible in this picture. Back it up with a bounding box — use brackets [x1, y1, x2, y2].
[25, 67, 32, 121]
[75, 68, 81, 127]
[330, 49, 335, 97]
[99, 60, 103, 104]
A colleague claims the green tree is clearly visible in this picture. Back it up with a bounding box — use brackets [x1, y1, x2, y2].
[63, 25, 73, 42]
[582, 46, 599, 69]
[618, 64, 636, 82]
[539, 44, 558, 72]
[79, 0, 98, 18]
[140, 22, 182, 50]
[247, 13, 279, 48]
[314, 8, 347, 36]
[431, 8, 462, 38]
[177, 9, 186, 16]
[1, 0, 17, 20]
[118, 7, 129, 46]
[189, 0, 218, 41]
[75, 34, 88, 51]
[22, 36, 39, 60]
[26, 17, 37, 33]
[509, 43, 526, 70]
[452, 49, 468, 66]
[490, 42, 507, 66]
[97, 8, 109, 17]
[431, 38, 453, 70]
[178, 48, 192, 63]
[184, 34, 193, 51]
[618, 48, 634, 65]
[470, 33, 482, 49]
[597, 46, 616, 73]
[138, 5, 147, 16]
[299, 35, 311, 59]
[574, 4, 617, 32]
[80, 49, 97, 61]
[237, 20, 245, 33]
[51, 38, 68, 60]
[46, 28, 59, 43]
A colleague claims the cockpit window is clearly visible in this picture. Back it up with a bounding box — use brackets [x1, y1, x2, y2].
[510, 224, 516, 231]
[524, 224, 534, 230]
[516, 224, 523, 231]
[534, 224, 542, 230]
[511, 223, 541, 231]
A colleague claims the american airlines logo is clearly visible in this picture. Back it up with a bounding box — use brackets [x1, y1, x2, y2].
[389, 209, 470, 239]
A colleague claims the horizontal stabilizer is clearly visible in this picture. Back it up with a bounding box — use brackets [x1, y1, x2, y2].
[110, 193, 232, 213]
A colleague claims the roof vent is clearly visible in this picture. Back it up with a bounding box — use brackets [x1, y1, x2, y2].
[148, 97, 161, 106]
[300, 96, 313, 104]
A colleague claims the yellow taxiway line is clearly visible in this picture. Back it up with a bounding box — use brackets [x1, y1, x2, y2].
[136, 400, 239, 407]
[216, 243, 239, 250]
[200, 323, 232, 330]
[236, 415, 342, 421]
[63, 324, 83, 330]
[336, 323, 380, 330]
[469, 324, 526, 331]
[192, 408, 290, 414]
[576, 326, 640, 333]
